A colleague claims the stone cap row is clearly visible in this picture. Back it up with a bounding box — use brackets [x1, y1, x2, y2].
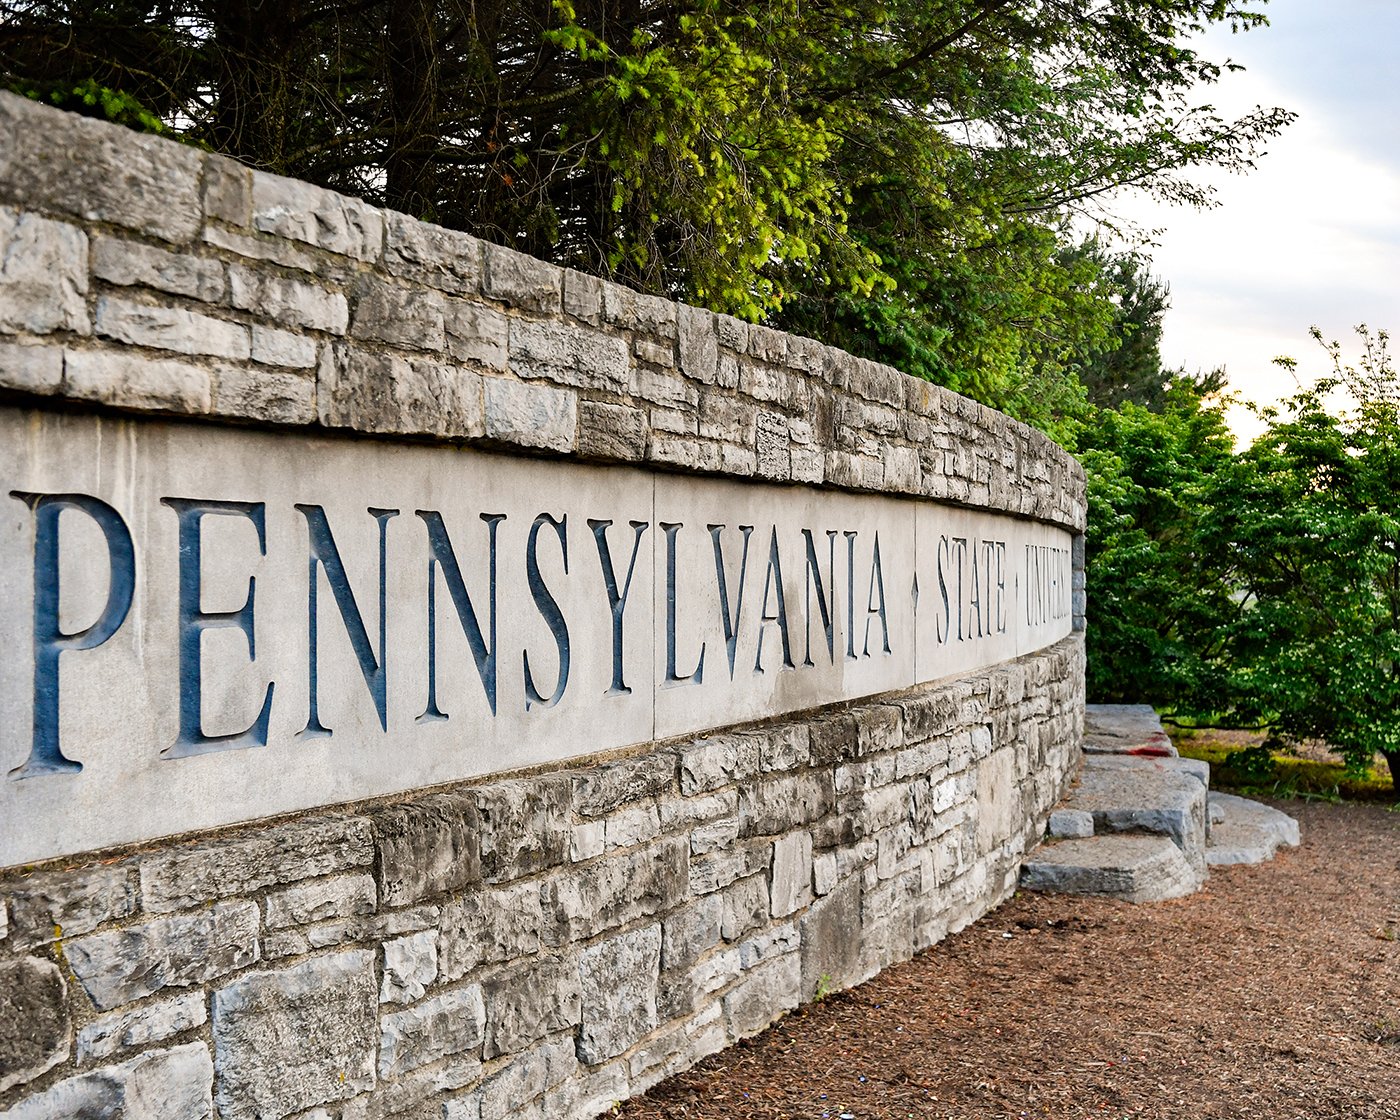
[0, 91, 1086, 532]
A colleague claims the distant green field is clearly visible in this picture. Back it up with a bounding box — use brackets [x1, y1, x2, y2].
[1167, 727, 1397, 802]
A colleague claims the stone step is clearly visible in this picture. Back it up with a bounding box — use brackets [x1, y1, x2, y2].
[1019, 835, 1198, 903]
[1063, 764, 1208, 879]
[1204, 792, 1301, 867]
[1083, 703, 1178, 757]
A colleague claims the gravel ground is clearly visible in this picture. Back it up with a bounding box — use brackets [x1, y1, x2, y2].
[621, 801, 1400, 1120]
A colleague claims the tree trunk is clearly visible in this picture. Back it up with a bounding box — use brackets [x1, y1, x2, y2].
[1382, 750, 1400, 791]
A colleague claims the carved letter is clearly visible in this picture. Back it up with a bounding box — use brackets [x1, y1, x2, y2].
[524, 513, 570, 710]
[844, 531, 858, 660]
[296, 505, 399, 737]
[418, 511, 504, 720]
[802, 529, 836, 667]
[661, 523, 705, 687]
[936, 535, 951, 645]
[863, 532, 890, 656]
[9, 492, 135, 779]
[160, 498, 273, 758]
[709, 524, 754, 681]
[755, 527, 793, 674]
[589, 519, 648, 696]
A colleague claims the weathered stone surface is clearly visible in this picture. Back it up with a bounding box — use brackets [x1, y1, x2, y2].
[251, 170, 382, 261]
[374, 793, 482, 908]
[509, 318, 629, 393]
[604, 805, 661, 850]
[250, 324, 318, 368]
[4, 865, 135, 951]
[738, 772, 834, 838]
[1048, 808, 1094, 839]
[62, 347, 211, 413]
[662, 894, 723, 971]
[679, 736, 760, 796]
[0, 340, 62, 393]
[0, 957, 69, 1092]
[96, 296, 250, 360]
[578, 399, 647, 460]
[438, 882, 542, 982]
[1082, 704, 1177, 756]
[1205, 822, 1279, 866]
[444, 300, 508, 369]
[350, 275, 446, 351]
[66, 901, 260, 1012]
[481, 957, 582, 1058]
[0, 205, 88, 335]
[140, 816, 374, 913]
[3, 1043, 213, 1120]
[303, 906, 440, 952]
[689, 816, 740, 856]
[769, 831, 813, 917]
[798, 875, 860, 1001]
[464, 1036, 577, 1120]
[228, 264, 349, 334]
[1081, 753, 1209, 788]
[571, 821, 605, 863]
[723, 953, 800, 1038]
[343, 1053, 481, 1120]
[93, 237, 226, 303]
[1019, 835, 1197, 904]
[379, 984, 486, 1078]
[212, 365, 315, 423]
[677, 303, 718, 384]
[75, 990, 206, 1065]
[203, 223, 319, 272]
[383, 212, 482, 295]
[212, 950, 377, 1120]
[578, 925, 662, 1063]
[483, 242, 562, 312]
[203, 153, 251, 226]
[474, 778, 571, 884]
[690, 839, 771, 897]
[381, 929, 439, 1004]
[720, 875, 770, 943]
[975, 747, 1018, 855]
[319, 343, 484, 437]
[541, 837, 689, 946]
[563, 268, 603, 325]
[1209, 792, 1300, 848]
[483, 377, 576, 452]
[1065, 766, 1206, 875]
[0, 91, 202, 243]
[573, 754, 675, 817]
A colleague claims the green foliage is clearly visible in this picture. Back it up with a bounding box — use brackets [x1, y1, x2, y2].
[6, 76, 176, 136]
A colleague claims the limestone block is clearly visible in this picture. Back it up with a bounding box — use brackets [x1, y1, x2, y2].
[0, 206, 88, 335]
[350, 275, 445, 351]
[374, 792, 482, 908]
[303, 906, 440, 952]
[719, 442, 755, 475]
[722, 952, 800, 1038]
[3, 1043, 213, 1120]
[0, 957, 70, 1092]
[601, 283, 676, 337]
[229, 264, 349, 334]
[604, 804, 661, 850]
[342, 1053, 480, 1120]
[812, 851, 838, 897]
[318, 343, 484, 439]
[66, 901, 259, 1012]
[540, 836, 689, 947]
[1208, 792, 1300, 848]
[438, 882, 543, 982]
[250, 324, 317, 368]
[720, 874, 770, 942]
[658, 789, 738, 832]
[1019, 835, 1197, 904]
[798, 876, 860, 1001]
[483, 242, 562, 312]
[770, 831, 814, 917]
[96, 296, 250, 360]
[75, 990, 206, 1064]
[647, 435, 720, 472]
[508, 318, 629, 393]
[93, 237, 226, 302]
[562, 268, 603, 325]
[738, 924, 800, 972]
[737, 772, 834, 838]
[542, 1060, 627, 1120]
[571, 822, 605, 863]
[474, 778, 571, 884]
[753, 725, 811, 773]
[0, 340, 62, 393]
[481, 957, 582, 1058]
[383, 212, 482, 295]
[578, 924, 661, 1063]
[139, 815, 373, 913]
[483, 377, 577, 452]
[748, 324, 787, 364]
[633, 336, 675, 369]
[379, 984, 486, 1078]
[381, 930, 440, 1004]
[0, 91, 202, 243]
[203, 153, 251, 226]
[577, 399, 647, 459]
[975, 747, 1018, 855]
[251, 170, 383, 261]
[661, 893, 723, 971]
[689, 816, 740, 856]
[1048, 808, 1093, 839]
[444, 299, 508, 369]
[212, 365, 315, 424]
[469, 1037, 577, 1120]
[1066, 766, 1206, 875]
[573, 754, 675, 817]
[677, 303, 718, 384]
[679, 735, 760, 796]
[4, 865, 135, 950]
[203, 224, 319, 272]
[689, 840, 770, 897]
[212, 950, 377, 1120]
[62, 347, 211, 413]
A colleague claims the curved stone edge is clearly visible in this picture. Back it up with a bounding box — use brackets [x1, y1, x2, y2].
[0, 90, 1085, 538]
[0, 635, 1083, 1118]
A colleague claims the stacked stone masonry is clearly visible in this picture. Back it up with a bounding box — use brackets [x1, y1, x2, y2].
[0, 91, 1087, 1120]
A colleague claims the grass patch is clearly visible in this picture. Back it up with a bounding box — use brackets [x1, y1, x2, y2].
[1166, 726, 1396, 801]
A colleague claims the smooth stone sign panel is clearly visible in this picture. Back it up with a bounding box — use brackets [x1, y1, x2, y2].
[0, 407, 1072, 866]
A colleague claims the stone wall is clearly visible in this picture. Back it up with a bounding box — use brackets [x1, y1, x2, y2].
[0, 91, 1086, 1120]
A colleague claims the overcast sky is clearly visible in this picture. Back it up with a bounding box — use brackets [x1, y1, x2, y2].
[1113, 0, 1400, 442]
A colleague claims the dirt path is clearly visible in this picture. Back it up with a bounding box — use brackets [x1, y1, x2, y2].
[621, 801, 1400, 1120]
